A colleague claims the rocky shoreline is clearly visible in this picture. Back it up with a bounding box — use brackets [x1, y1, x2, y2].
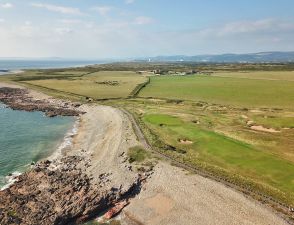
[0, 156, 147, 225]
[0, 86, 151, 225]
[0, 87, 82, 117]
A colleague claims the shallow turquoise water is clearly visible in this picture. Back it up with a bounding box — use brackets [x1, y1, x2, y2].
[0, 103, 75, 187]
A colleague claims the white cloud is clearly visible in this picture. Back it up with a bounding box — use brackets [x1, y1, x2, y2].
[133, 16, 153, 25]
[0, 18, 5, 23]
[25, 21, 32, 26]
[0, 17, 293, 58]
[125, 0, 135, 4]
[202, 19, 294, 36]
[19, 22, 35, 38]
[91, 6, 112, 16]
[31, 3, 82, 15]
[55, 27, 73, 35]
[59, 19, 82, 24]
[1, 3, 13, 8]
[167, 18, 294, 42]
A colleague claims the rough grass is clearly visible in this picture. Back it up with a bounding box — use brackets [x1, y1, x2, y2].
[139, 75, 294, 109]
[251, 114, 294, 129]
[143, 113, 294, 203]
[128, 146, 149, 163]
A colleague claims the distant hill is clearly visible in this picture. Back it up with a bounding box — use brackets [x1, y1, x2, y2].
[138, 52, 294, 63]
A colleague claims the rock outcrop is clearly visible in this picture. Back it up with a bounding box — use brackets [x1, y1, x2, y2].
[0, 87, 83, 117]
[0, 156, 145, 225]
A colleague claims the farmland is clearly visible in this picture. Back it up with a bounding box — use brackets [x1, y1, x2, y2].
[214, 71, 294, 81]
[21, 71, 148, 100]
[139, 74, 294, 109]
[0, 69, 148, 100]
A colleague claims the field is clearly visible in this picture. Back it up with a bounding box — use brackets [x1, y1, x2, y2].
[20, 71, 147, 100]
[214, 71, 294, 81]
[139, 74, 294, 109]
[2, 69, 147, 100]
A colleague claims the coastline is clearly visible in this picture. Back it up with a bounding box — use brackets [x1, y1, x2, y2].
[0, 59, 104, 72]
[0, 82, 149, 224]
[0, 85, 80, 190]
[0, 118, 80, 190]
[0, 82, 291, 225]
[0, 70, 24, 76]
[49, 117, 80, 161]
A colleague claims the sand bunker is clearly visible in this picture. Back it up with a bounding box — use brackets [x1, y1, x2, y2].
[241, 115, 248, 119]
[179, 139, 193, 144]
[250, 125, 280, 133]
[250, 109, 263, 113]
[247, 120, 254, 126]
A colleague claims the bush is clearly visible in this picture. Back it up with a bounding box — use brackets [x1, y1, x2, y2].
[128, 146, 149, 163]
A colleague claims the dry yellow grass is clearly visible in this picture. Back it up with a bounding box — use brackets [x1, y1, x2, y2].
[24, 71, 147, 99]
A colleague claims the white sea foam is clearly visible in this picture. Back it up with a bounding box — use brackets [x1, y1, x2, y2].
[50, 117, 80, 160]
[0, 117, 79, 190]
[1, 171, 22, 191]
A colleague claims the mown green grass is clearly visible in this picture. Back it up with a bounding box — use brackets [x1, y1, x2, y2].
[22, 71, 147, 99]
[144, 114, 294, 201]
[139, 75, 294, 109]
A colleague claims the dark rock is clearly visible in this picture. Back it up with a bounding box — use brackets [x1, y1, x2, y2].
[0, 156, 144, 225]
[0, 87, 83, 117]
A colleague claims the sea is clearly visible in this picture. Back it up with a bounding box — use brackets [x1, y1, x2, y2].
[0, 59, 103, 74]
[0, 103, 76, 188]
[0, 59, 99, 188]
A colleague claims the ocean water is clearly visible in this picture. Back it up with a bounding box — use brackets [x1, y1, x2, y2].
[0, 103, 75, 187]
[0, 59, 104, 73]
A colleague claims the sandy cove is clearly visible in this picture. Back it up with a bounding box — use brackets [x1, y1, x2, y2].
[0, 82, 290, 225]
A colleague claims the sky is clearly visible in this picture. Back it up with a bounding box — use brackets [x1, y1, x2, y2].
[0, 0, 294, 59]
